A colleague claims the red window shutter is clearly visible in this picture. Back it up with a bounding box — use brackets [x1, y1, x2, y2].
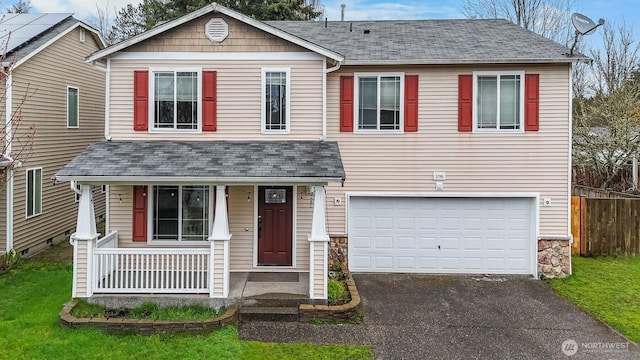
[202, 70, 217, 132]
[458, 74, 473, 132]
[132, 186, 147, 242]
[404, 75, 419, 132]
[340, 76, 354, 132]
[525, 74, 540, 131]
[133, 70, 148, 131]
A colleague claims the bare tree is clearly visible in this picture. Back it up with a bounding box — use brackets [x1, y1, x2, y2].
[0, 39, 36, 189]
[462, 0, 576, 45]
[589, 21, 640, 95]
[573, 79, 640, 189]
[88, 1, 118, 46]
[6, 0, 31, 13]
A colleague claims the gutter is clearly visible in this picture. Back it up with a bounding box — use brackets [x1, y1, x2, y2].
[55, 175, 346, 185]
[322, 60, 342, 141]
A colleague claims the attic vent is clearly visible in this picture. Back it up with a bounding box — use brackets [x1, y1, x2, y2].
[205, 18, 228, 43]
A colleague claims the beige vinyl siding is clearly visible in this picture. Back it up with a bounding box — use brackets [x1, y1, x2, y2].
[128, 13, 306, 53]
[312, 241, 325, 296]
[212, 240, 225, 297]
[110, 185, 133, 247]
[75, 240, 88, 296]
[325, 64, 570, 237]
[10, 27, 106, 254]
[109, 59, 323, 140]
[228, 186, 254, 269]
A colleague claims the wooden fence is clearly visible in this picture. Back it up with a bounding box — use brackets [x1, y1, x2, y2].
[571, 196, 640, 256]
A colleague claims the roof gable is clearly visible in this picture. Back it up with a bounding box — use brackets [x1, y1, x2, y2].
[88, 3, 343, 62]
[125, 12, 308, 54]
[1, 14, 106, 68]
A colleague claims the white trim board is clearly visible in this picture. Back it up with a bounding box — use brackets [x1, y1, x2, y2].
[112, 52, 324, 61]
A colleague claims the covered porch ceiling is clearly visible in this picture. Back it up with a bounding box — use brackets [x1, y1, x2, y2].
[55, 140, 345, 185]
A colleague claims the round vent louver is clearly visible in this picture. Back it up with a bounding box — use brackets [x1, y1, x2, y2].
[205, 18, 228, 43]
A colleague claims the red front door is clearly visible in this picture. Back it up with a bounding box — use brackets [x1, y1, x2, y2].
[258, 186, 293, 266]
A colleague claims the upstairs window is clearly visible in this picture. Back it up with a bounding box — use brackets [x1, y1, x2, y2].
[151, 70, 199, 131]
[262, 68, 290, 133]
[474, 71, 524, 131]
[354, 73, 403, 132]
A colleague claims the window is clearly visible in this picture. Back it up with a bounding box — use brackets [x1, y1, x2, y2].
[262, 68, 290, 133]
[354, 73, 403, 132]
[26, 168, 42, 218]
[474, 71, 524, 131]
[79, 28, 85, 43]
[67, 87, 79, 128]
[151, 69, 199, 131]
[102, 185, 107, 194]
[152, 185, 210, 242]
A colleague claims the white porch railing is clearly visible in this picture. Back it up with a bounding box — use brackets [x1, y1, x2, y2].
[92, 234, 210, 294]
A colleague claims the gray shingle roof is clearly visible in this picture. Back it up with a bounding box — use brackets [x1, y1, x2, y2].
[55, 141, 345, 183]
[0, 14, 79, 63]
[266, 19, 586, 64]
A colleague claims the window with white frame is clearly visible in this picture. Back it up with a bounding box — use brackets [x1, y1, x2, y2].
[151, 70, 199, 131]
[26, 168, 42, 218]
[79, 28, 86, 43]
[152, 185, 210, 242]
[474, 71, 524, 131]
[67, 87, 79, 128]
[355, 73, 403, 131]
[262, 69, 290, 132]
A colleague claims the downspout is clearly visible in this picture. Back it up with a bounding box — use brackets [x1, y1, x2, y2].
[567, 63, 573, 276]
[91, 59, 110, 140]
[4, 71, 13, 253]
[322, 59, 342, 141]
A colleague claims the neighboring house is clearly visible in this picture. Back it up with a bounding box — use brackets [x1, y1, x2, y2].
[56, 3, 585, 301]
[0, 14, 106, 257]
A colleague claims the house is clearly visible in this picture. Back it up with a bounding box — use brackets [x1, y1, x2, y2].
[1, 14, 106, 257]
[55, 3, 585, 302]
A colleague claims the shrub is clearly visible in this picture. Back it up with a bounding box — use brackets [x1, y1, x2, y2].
[328, 279, 350, 305]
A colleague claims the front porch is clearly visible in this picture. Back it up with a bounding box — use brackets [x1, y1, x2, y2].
[58, 140, 345, 301]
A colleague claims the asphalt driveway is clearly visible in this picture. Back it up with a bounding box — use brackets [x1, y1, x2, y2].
[239, 274, 640, 359]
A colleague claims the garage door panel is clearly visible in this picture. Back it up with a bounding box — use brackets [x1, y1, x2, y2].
[375, 236, 393, 249]
[349, 197, 534, 275]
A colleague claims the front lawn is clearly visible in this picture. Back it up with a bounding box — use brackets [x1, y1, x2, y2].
[547, 256, 640, 342]
[0, 261, 372, 360]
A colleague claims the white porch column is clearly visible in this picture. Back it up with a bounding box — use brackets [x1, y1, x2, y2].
[72, 184, 99, 298]
[208, 185, 231, 298]
[308, 185, 329, 299]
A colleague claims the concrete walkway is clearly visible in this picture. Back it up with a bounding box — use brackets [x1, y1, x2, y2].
[239, 274, 640, 360]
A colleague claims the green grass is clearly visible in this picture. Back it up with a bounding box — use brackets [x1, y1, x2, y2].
[547, 256, 640, 342]
[0, 261, 372, 360]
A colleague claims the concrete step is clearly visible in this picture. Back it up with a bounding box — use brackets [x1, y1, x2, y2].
[241, 293, 309, 308]
[239, 306, 300, 322]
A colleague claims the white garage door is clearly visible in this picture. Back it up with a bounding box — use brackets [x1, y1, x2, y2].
[348, 197, 535, 275]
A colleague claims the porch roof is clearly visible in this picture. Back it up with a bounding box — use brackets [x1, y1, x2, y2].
[55, 140, 345, 184]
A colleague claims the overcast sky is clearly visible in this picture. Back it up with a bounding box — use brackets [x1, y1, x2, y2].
[4, 0, 639, 44]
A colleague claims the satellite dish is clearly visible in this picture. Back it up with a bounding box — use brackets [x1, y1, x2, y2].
[571, 13, 603, 35]
[568, 12, 604, 56]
